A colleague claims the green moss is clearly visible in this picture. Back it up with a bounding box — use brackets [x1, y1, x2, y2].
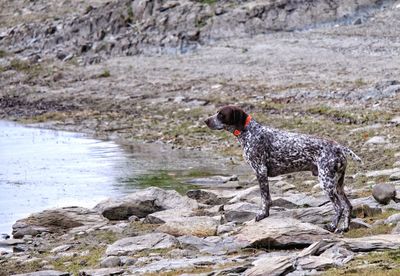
[344, 224, 394, 238]
[51, 247, 104, 275]
[197, 0, 217, 5]
[324, 249, 400, 275]
[120, 171, 199, 194]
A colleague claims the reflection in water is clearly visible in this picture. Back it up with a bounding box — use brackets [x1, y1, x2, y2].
[0, 121, 235, 235]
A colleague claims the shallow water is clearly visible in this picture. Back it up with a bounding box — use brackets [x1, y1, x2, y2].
[0, 121, 235, 235]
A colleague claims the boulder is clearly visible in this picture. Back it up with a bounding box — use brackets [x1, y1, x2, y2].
[234, 217, 332, 249]
[100, 256, 121, 268]
[12, 207, 107, 238]
[244, 255, 295, 276]
[105, 233, 179, 256]
[94, 187, 198, 220]
[157, 216, 219, 237]
[372, 183, 396, 204]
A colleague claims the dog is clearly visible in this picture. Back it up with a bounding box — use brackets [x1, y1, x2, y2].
[204, 105, 362, 233]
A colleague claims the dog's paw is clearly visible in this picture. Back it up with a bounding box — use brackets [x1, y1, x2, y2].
[334, 226, 349, 234]
[255, 212, 269, 222]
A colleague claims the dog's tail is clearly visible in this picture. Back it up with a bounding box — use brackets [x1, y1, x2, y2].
[341, 146, 363, 165]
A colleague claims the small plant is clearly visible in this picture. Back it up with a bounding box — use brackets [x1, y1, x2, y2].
[197, 0, 217, 5]
[98, 69, 111, 78]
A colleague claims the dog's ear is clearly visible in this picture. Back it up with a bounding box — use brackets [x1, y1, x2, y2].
[231, 106, 248, 131]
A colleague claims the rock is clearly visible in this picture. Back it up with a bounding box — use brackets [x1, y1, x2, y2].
[100, 256, 121, 268]
[364, 136, 387, 145]
[272, 193, 329, 208]
[372, 183, 397, 204]
[352, 204, 382, 218]
[128, 215, 140, 222]
[0, 238, 24, 246]
[12, 207, 107, 238]
[341, 234, 400, 251]
[350, 218, 371, 229]
[275, 180, 297, 193]
[366, 168, 400, 178]
[389, 172, 400, 181]
[391, 222, 400, 234]
[283, 205, 335, 226]
[311, 184, 322, 193]
[384, 213, 400, 225]
[186, 189, 227, 205]
[106, 233, 179, 256]
[125, 255, 242, 274]
[186, 175, 238, 185]
[94, 187, 198, 220]
[234, 217, 331, 249]
[223, 202, 259, 223]
[228, 185, 260, 204]
[391, 116, 400, 125]
[145, 209, 193, 224]
[177, 235, 241, 255]
[217, 222, 237, 235]
[11, 271, 70, 276]
[296, 256, 335, 271]
[244, 255, 295, 276]
[50, 245, 72, 253]
[157, 216, 219, 237]
[78, 267, 124, 276]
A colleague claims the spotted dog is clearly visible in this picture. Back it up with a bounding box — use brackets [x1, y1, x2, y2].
[204, 106, 362, 233]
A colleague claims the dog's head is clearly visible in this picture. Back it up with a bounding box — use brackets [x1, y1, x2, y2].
[204, 106, 249, 134]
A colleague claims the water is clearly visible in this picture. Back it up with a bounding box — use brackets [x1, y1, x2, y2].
[0, 120, 234, 235]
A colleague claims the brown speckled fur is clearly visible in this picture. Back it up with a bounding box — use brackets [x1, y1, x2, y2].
[205, 106, 362, 233]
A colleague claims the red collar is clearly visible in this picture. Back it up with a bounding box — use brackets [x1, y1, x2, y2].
[233, 115, 252, 137]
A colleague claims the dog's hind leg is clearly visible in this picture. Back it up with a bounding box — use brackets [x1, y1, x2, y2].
[336, 171, 352, 232]
[318, 162, 345, 232]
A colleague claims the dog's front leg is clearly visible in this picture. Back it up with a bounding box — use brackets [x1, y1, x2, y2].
[255, 173, 271, 222]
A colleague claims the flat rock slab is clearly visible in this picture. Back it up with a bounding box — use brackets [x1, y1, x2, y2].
[177, 235, 241, 255]
[12, 207, 107, 238]
[144, 209, 193, 224]
[157, 216, 219, 237]
[126, 255, 243, 275]
[366, 168, 400, 178]
[106, 233, 178, 256]
[94, 187, 198, 220]
[244, 255, 295, 276]
[341, 234, 400, 252]
[11, 271, 70, 276]
[234, 217, 332, 249]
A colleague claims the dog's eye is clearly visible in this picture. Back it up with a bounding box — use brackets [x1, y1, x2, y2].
[217, 113, 224, 119]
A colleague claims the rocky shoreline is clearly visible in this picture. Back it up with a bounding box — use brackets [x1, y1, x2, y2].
[2, 0, 400, 275]
[2, 172, 400, 275]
